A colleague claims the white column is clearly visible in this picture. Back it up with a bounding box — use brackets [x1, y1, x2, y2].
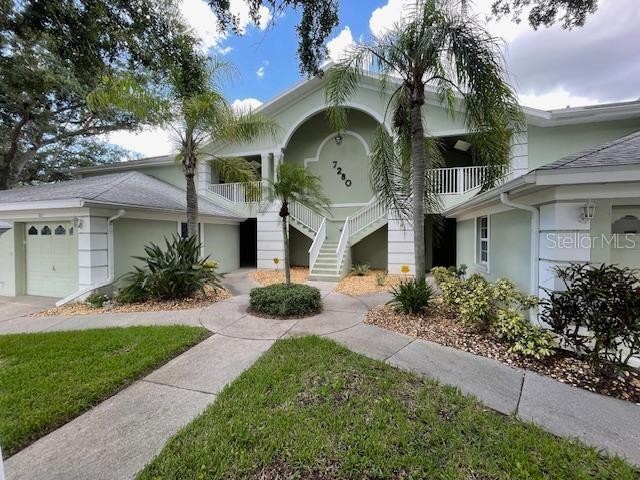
[538, 202, 591, 300]
[77, 216, 109, 290]
[197, 159, 211, 194]
[257, 202, 285, 269]
[387, 209, 416, 275]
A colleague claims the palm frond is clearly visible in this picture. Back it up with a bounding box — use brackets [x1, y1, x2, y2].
[210, 156, 258, 183]
[87, 75, 170, 122]
[265, 163, 330, 216]
[216, 107, 280, 144]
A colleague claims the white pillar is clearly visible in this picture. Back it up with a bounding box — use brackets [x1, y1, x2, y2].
[77, 216, 109, 290]
[538, 202, 592, 300]
[387, 209, 416, 275]
[509, 130, 529, 179]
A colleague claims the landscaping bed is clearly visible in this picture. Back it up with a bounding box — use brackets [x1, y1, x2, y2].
[250, 266, 309, 286]
[138, 336, 637, 479]
[366, 303, 640, 404]
[335, 269, 405, 296]
[0, 325, 209, 457]
[34, 286, 230, 317]
[249, 283, 322, 318]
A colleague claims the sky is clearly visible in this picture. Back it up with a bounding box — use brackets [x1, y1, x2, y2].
[107, 0, 640, 157]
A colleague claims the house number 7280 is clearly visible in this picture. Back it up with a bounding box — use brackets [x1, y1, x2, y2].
[332, 161, 352, 187]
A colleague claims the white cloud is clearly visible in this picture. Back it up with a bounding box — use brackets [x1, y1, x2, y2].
[518, 87, 602, 110]
[256, 66, 266, 78]
[369, 0, 412, 37]
[326, 26, 355, 62]
[231, 97, 264, 112]
[105, 127, 176, 158]
[180, 0, 272, 53]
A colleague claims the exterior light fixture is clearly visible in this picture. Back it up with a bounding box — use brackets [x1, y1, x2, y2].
[579, 200, 596, 223]
[334, 133, 343, 145]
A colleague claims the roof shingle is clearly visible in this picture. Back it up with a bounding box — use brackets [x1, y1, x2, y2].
[0, 172, 241, 219]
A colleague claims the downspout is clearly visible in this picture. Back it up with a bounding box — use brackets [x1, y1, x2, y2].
[499, 193, 539, 322]
[55, 209, 125, 306]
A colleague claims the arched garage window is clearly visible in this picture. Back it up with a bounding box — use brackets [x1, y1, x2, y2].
[54, 225, 66, 235]
[41, 225, 51, 235]
[612, 215, 640, 234]
[28, 226, 38, 235]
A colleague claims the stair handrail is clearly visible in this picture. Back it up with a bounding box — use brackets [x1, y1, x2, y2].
[308, 217, 327, 271]
[335, 217, 350, 275]
[348, 197, 386, 239]
[207, 181, 262, 203]
[290, 201, 324, 233]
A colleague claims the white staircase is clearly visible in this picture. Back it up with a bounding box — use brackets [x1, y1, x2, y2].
[308, 197, 388, 282]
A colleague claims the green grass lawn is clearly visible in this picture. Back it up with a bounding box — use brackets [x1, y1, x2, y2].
[140, 336, 637, 480]
[0, 325, 208, 457]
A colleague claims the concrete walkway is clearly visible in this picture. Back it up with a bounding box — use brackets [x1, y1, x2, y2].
[3, 271, 640, 478]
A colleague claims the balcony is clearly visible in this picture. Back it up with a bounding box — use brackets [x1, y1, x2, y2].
[204, 165, 510, 210]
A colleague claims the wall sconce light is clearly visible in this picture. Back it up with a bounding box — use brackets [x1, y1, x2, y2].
[334, 133, 343, 145]
[72, 217, 84, 229]
[579, 200, 596, 223]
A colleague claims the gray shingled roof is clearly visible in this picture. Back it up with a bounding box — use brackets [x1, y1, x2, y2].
[0, 172, 241, 219]
[540, 130, 640, 170]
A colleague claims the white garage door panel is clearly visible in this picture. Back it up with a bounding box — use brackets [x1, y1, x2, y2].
[26, 222, 78, 298]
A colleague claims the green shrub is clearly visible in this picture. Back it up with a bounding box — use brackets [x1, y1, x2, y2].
[121, 235, 221, 301]
[86, 292, 109, 309]
[116, 275, 149, 304]
[250, 283, 322, 317]
[492, 308, 554, 359]
[541, 263, 640, 376]
[351, 263, 371, 276]
[387, 279, 434, 314]
[375, 270, 388, 287]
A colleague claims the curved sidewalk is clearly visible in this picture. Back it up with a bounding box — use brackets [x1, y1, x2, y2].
[4, 272, 640, 479]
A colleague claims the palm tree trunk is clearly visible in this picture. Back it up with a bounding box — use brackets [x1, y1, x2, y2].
[281, 214, 291, 285]
[184, 134, 199, 238]
[410, 85, 427, 282]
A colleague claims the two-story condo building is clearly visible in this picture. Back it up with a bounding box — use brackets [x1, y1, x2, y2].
[1, 71, 639, 304]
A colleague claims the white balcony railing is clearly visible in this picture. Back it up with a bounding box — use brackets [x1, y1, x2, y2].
[206, 181, 262, 203]
[431, 165, 510, 195]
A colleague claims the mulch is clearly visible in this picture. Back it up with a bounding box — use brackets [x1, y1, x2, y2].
[365, 303, 640, 404]
[34, 286, 231, 317]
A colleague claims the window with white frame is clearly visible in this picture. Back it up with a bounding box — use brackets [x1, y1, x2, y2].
[476, 216, 489, 266]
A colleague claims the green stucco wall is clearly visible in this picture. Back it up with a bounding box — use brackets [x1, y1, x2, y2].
[284, 110, 377, 208]
[113, 218, 178, 282]
[289, 227, 312, 266]
[456, 210, 531, 293]
[528, 118, 640, 170]
[351, 225, 387, 269]
[202, 223, 240, 273]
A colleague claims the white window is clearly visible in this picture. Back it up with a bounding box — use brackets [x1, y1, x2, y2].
[476, 216, 489, 267]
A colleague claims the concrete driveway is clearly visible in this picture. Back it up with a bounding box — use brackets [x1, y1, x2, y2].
[0, 295, 58, 323]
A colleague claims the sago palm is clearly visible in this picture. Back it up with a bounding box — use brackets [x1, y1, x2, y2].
[89, 57, 279, 237]
[266, 163, 330, 285]
[326, 0, 523, 281]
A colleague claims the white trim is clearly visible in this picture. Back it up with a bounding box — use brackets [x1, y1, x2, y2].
[429, 128, 469, 137]
[474, 215, 490, 272]
[303, 130, 371, 167]
[330, 202, 368, 208]
[282, 102, 392, 148]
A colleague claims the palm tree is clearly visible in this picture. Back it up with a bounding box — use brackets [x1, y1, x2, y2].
[325, 0, 523, 282]
[89, 57, 278, 237]
[266, 163, 329, 285]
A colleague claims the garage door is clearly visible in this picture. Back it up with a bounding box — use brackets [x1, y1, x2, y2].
[26, 222, 78, 297]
